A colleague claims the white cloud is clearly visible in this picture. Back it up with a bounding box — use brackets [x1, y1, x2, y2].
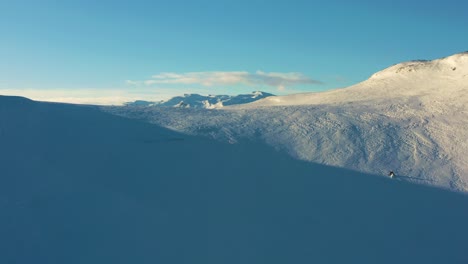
[128, 71, 321, 90]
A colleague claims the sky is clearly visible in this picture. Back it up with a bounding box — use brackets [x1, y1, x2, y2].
[1, 0, 467, 105]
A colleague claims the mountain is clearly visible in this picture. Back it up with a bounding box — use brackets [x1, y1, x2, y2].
[124, 100, 159, 107]
[124, 91, 274, 108]
[108, 52, 468, 192]
[243, 51, 468, 107]
[1, 95, 468, 263]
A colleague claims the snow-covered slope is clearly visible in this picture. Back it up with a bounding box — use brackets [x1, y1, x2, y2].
[124, 91, 274, 109]
[107, 52, 468, 191]
[243, 52, 468, 106]
[1, 95, 468, 263]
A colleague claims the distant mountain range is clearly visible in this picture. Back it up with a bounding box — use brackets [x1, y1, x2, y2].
[124, 91, 274, 108]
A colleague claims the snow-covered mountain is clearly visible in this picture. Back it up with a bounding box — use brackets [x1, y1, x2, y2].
[108, 52, 468, 192]
[243, 51, 468, 107]
[1, 95, 468, 263]
[124, 91, 274, 109]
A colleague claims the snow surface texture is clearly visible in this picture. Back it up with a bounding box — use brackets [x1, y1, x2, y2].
[1, 95, 468, 263]
[107, 52, 468, 192]
[124, 91, 274, 109]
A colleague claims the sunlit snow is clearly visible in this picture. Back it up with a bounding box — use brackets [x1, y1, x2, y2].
[108, 52, 468, 191]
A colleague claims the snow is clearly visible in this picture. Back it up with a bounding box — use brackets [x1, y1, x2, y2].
[124, 91, 275, 109]
[107, 52, 468, 192]
[1, 95, 468, 263]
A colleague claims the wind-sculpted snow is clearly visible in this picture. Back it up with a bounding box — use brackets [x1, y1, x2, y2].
[107, 52, 468, 192]
[2, 95, 468, 263]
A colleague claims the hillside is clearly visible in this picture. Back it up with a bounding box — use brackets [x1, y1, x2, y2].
[107, 52, 468, 191]
[242, 52, 468, 106]
[1, 95, 468, 263]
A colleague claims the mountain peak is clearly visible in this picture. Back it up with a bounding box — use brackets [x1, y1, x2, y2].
[370, 52, 468, 80]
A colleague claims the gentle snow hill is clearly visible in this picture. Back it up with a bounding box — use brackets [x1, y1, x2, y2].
[2, 95, 468, 263]
[241, 52, 468, 106]
[107, 52, 468, 192]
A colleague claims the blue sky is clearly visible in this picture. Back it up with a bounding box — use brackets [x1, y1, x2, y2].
[1, 0, 467, 104]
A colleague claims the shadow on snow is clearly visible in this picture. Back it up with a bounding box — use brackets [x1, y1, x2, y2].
[0, 96, 467, 264]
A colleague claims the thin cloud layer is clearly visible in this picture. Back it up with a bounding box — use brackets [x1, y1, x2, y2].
[127, 71, 321, 90]
[0, 89, 178, 106]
